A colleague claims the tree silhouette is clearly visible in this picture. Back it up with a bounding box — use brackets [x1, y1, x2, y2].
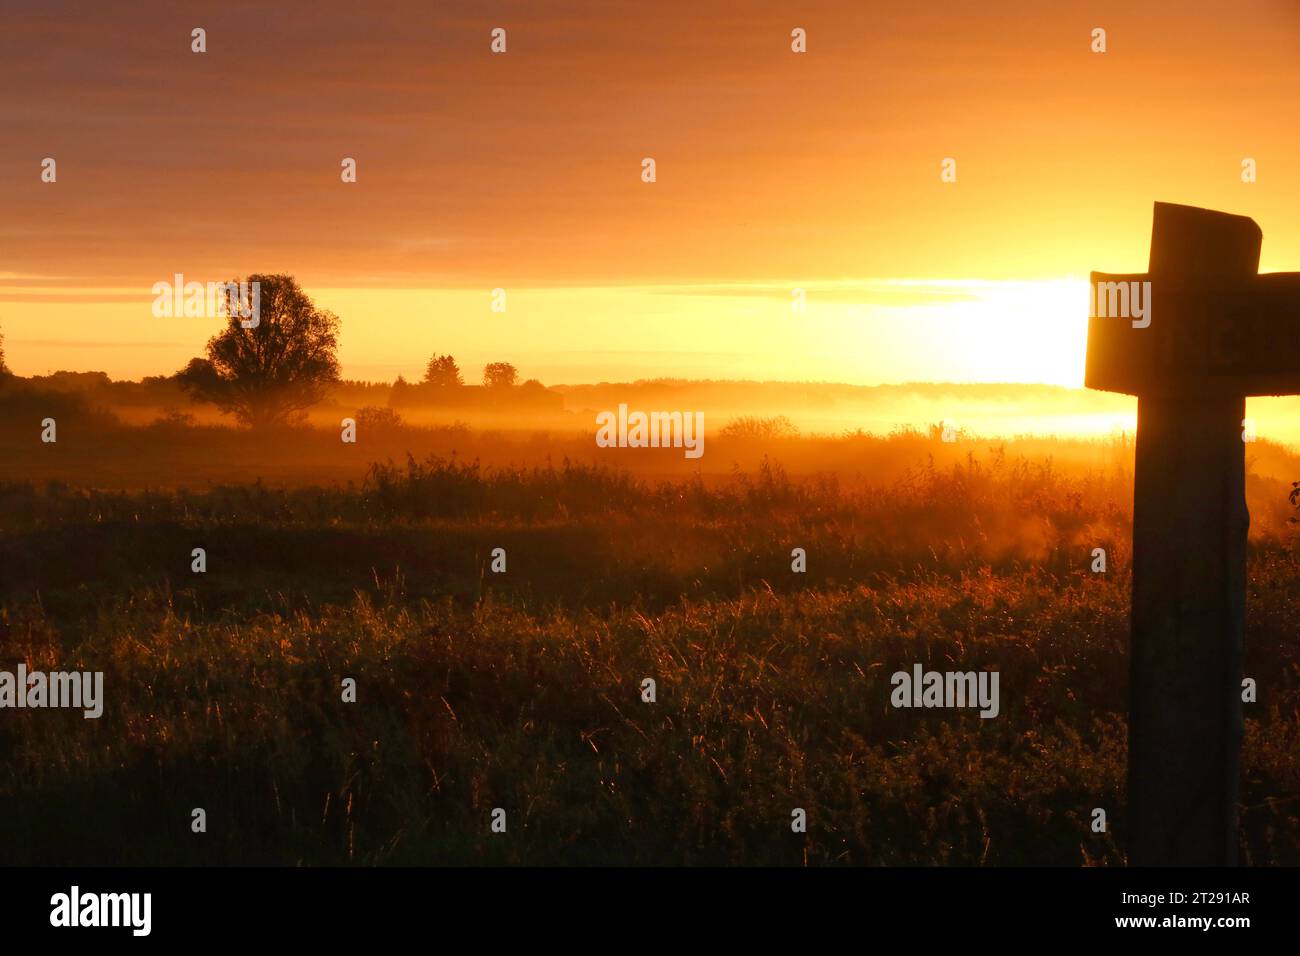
[424, 354, 463, 387]
[178, 274, 340, 428]
[0, 326, 9, 376]
[482, 362, 518, 389]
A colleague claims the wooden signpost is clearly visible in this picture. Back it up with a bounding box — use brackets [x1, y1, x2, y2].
[1086, 202, 1300, 865]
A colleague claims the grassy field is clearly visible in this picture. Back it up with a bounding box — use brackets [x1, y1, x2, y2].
[2, 439, 1299, 865]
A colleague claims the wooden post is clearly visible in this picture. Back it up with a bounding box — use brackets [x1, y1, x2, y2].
[1129, 393, 1246, 865]
[1085, 202, 1300, 865]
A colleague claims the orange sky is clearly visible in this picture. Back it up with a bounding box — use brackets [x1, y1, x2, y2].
[1, 0, 1299, 384]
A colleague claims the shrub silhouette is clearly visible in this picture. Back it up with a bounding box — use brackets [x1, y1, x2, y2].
[354, 405, 404, 437]
[719, 415, 799, 440]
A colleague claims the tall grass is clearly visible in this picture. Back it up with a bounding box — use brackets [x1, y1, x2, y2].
[0, 445, 1297, 865]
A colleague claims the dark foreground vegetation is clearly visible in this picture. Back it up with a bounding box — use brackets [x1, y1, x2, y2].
[1, 443, 1299, 865]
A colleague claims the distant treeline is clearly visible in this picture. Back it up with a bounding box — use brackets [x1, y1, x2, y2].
[0, 370, 564, 416]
